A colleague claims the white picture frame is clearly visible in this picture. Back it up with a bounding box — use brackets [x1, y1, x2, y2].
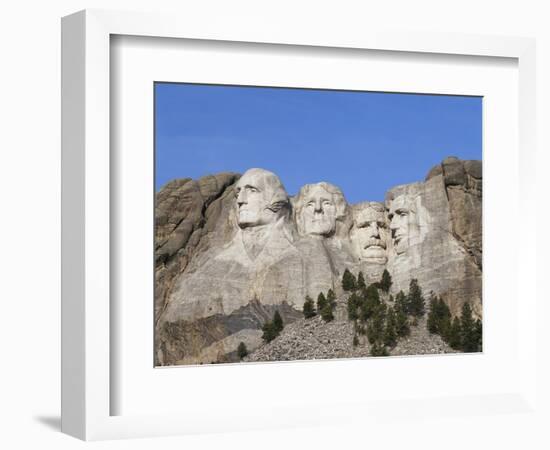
[61, 9, 537, 441]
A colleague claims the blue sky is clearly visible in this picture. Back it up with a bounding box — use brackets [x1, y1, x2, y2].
[155, 83, 482, 203]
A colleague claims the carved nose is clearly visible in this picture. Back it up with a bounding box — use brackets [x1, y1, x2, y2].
[314, 200, 323, 213]
[369, 223, 380, 237]
[237, 190, 247, 206]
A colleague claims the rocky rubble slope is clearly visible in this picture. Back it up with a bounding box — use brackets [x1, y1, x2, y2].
[245, 298, 456, 363]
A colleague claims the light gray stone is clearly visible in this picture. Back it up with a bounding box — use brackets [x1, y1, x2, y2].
[155, 158, 482, 365]
[385, 162, 482, 318]
[157, 169, 309, 363]
[293, 182, 349, 238]
[349, 201, 389, 282]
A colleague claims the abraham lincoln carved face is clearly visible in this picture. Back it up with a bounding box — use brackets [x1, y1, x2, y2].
[388, 194, 418, 255]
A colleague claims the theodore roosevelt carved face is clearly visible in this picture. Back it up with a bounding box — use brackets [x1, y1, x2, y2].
[350, 202, 389, 264]
[234, 168, 288, 229]
[295, 182, 347, 237]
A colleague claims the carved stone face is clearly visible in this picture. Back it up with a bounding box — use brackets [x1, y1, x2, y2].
[301, 185, 337, 236]
[388, 195, 417, 255]
[234, 168, 288, 228]
[295, 182, 347, 237]
[351, 202, 389, 263]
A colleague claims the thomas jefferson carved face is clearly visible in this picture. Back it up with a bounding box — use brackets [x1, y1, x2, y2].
[351, 202, 389, 264]
[295, 183, 347, 237]
[388, 195, 417, 255]
[234, 168, 288, 229]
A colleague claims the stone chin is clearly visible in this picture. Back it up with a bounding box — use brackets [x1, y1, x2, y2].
[304, 218, 335, 237]
[393, 238, 408, 255]
[237, 209, 273, 228]
[361, 246, 388, 264]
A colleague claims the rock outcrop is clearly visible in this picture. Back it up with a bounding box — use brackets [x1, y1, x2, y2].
[386, 157, 482, 318]
[155, 158, 482, 365]
[155, 173, 240, 322]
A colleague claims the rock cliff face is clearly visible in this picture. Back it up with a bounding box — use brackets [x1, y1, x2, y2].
[155, 158, 482, 365]
[386, 157, 482, 318]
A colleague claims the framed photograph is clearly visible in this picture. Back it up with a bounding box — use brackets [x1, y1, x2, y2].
[62, 9, 537, 441]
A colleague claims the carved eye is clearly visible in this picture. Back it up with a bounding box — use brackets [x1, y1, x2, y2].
[322, 200, 333, 207]
[248, 187, 258, 193]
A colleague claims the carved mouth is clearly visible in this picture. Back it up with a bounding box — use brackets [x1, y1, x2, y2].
[364, 239, 386, 250]
[238, 209, 256, 219]
[393, 234, 404, 243]
[310, 219, 331, 228]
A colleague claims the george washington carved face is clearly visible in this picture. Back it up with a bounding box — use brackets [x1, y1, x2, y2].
[295, 182, 347, 237]
[234, 168, 289, 229]
[350, 202, 389, 264]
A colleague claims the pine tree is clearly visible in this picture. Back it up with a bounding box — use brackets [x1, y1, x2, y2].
[347, 292, 360, 321]
[393, 290, 410, 337]
[355, 321, 366, 336]
[342, 268, 357, 291]
[407, 278, 425, 317]
[360, 284, 381, 322]
[438, 298, 452, 340]
[448, 317, 462, 350]
[326, 289, 337, 307]
[368, 284, 381, 303]
[380, 269, 393, 293]
[262, 311, 284, 343]
[320, 302, 335, 322]
[395, 306, 410, 337]
[384, 306, 398, 348]
[367, 303, 386, 344]
[460, 303, 478, 352]
[389, 294, 394, 302]
[357, 271, 367, 290]
[370, 342, 389, 357]
[353, 335, 359, 347]
[303, 295, 316, 319]
[474, 319, 483, 352]
[395, 290, 407, 313]
[273, 310, 284, 334]
[427, 293, 439, 334]
[261, 321, 277, 343]
[427, 292, 450, 336]
[317, 292, 327, 312]
[237, 341, 248, 359]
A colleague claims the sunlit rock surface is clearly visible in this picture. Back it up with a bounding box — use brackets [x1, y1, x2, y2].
[155, 158, 482, 365]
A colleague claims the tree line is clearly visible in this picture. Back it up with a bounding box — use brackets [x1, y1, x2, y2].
[344, 269, 425, 356]
[303, 288, 337, 322]
[427, 293, 482, 352]
[238, 268, 482, 361]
